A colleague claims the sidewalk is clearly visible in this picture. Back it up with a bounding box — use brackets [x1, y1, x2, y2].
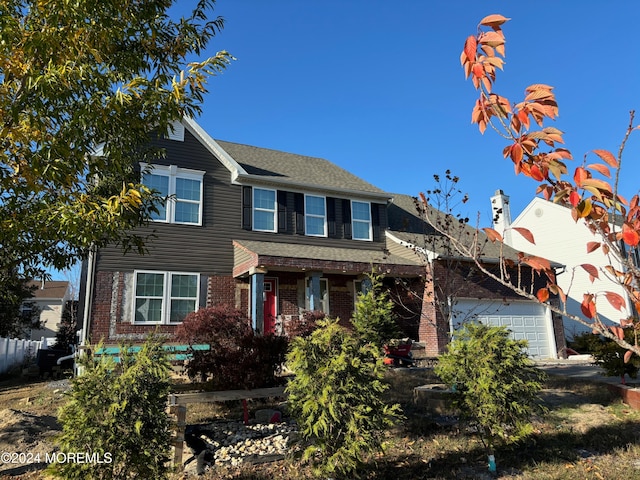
[535, 357, 628, 386]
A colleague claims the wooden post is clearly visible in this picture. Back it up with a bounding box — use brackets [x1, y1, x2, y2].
[170, 405, 187, 469]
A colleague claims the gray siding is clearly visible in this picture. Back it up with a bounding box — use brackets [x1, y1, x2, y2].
[96, 130, 389, 275]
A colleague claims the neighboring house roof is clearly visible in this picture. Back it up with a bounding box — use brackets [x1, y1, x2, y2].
[26, 281, 69, 301]
[386, 193, 519, 262]
[232, 239, 423, 278]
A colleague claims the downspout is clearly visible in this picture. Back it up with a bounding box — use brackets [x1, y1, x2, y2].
[80, 246, 96, 347]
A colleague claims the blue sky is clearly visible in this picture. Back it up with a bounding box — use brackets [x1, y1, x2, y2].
[51, 0, 640, 280]
[195, 0, 640, 220]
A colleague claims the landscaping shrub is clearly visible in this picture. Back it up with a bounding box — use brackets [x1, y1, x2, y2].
[587, 329, 640, 383]
[351, 270, 401, 349]
[435, 322, 546, 470]
[285, 310, 324, 338]
[50, 335, 171, 480]
[176, 304, 288, 389]
[286, 318, 402, 478]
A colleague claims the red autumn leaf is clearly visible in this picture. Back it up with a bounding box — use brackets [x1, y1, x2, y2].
[605, 291, 626, 311]
[580, 263, 599, 282]
[569, 191, 581, 207]
[510, 143, 523, 163]
[581, 178, 612, 193]
[573, 167, 589, 186]
[463, 35, 477, 63]
[522, 255, 551, 272]
[587, 163, 611, 178]
[479, 14, 510, 28]
[586, 242, 601, 253]
[592, 149, 619, 168]
[472, 63, 484, 78]
[624, 350, 634, 364]
[512, 227, 535, 244]
[610, 326, 625, 340]
[536, 288, 549, 302]
[580, 295, 596, 319]
[483, 227, 503, 243]
[530, 164, 545, 181]
[622, 224, 640, 247]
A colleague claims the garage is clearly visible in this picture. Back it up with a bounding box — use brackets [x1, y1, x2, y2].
[450, 299, 556, 359]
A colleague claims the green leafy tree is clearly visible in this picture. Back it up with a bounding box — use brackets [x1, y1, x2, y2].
[435, 323, 546, 471]
[0, 0, 232, 278]
[50, 335, 172, 480]
[351, 270, 401, 348]
[286, 318, 402, 478]
[0, 269, 41, 338]
[588, 329, 640, 384]
[53, 300, 79, 353]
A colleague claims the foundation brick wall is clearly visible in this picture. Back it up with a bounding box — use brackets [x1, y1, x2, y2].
[207, 275, 236, 306]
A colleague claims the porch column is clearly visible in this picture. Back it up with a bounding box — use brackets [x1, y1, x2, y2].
[308, 271, 322, 311]
[250, 267, 268, 333]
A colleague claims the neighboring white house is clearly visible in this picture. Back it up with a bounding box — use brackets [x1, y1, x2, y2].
[491, 191, 632, 341]
[25, 280, 70, 341]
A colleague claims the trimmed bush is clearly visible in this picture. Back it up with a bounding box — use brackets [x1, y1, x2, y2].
[435, 323, 546, 458]
[50, 335, 171, 480]
[286, 318, 402, 478]
[351, 270, 400, 349]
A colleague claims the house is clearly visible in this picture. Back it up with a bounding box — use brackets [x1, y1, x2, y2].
[491, 191, 633, 341]
[78, 117, 564, 359]
[385, 193, 565, 358]
[78, 117, 426, 346]
[25, 280, 70, 341]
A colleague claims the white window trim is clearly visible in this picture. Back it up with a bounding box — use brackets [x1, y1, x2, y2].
[132, 270, 200, 325]
[351, 200, 373, 241]
[253, 187, 278, 233]
[304, 194, 327, 237]
[141, 163, 204, 226]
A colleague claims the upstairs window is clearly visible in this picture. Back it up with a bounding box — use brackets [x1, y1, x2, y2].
[133, 271, 199, 324]
[305, 195, 327, 237]
[253, 188, 277, 232]
[352, 201, 372, 241]
[141, 164, 204, 225]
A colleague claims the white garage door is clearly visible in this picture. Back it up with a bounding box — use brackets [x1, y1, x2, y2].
[451, 299, 555, 359]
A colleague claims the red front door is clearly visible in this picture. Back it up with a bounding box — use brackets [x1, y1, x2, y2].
[263, 278, 277, 334]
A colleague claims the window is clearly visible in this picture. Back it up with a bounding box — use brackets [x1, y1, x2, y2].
[133, 271, 199, 324]
[305, 277, 329, 313]
[253, 188, 277, 232]
[305, 195, 327, 236]
[141, 164, 204, 225]
[352, 201, 372, 241]
[354, 278, 372, 304]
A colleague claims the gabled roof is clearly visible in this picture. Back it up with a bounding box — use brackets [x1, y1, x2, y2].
[26, 280, 69, 301]
[181, 117, 389, 200]
[387, 193, 522, 262]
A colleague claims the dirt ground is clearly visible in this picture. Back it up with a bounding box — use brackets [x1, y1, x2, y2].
[0, 371, 632, 479]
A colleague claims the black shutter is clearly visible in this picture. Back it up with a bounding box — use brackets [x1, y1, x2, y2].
[372, 203, 381, 242]
[327, 197, 337, 238]
[277, 190, 287, 233]
[242, 186, 252, 230]
[294, 193, 305, 235]
[342, 199, 352, 239]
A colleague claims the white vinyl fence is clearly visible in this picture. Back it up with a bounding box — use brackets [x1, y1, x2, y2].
[0, 337, 46, 374]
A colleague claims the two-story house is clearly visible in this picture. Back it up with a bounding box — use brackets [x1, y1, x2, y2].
[78, 118, 564, 359]
[79, 117, 426, 345]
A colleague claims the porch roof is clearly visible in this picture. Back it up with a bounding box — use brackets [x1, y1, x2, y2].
[232, 239, 424, 277]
